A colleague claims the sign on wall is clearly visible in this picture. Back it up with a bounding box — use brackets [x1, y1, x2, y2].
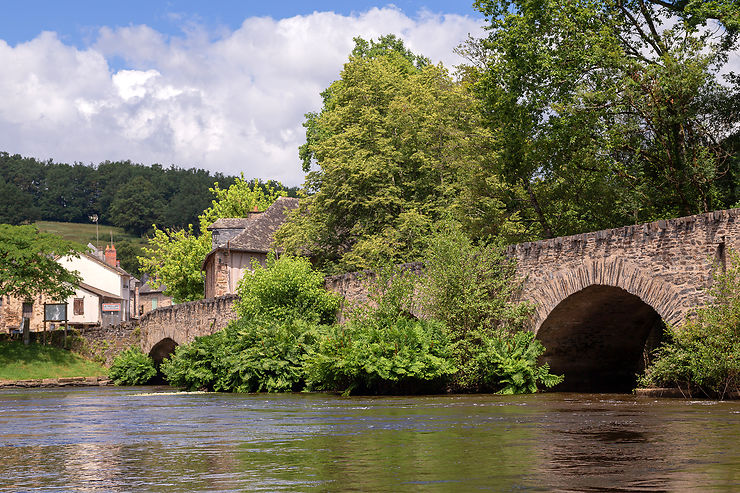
[44, 303, 67, 322]
[102, 303, 121, 312]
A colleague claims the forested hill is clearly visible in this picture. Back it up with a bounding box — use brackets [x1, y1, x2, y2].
[0, 152, 297, 235]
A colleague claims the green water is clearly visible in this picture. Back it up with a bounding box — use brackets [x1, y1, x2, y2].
[0, 388, 738, 491]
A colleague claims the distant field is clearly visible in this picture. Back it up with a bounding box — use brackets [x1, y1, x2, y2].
[35, 221, 147, 249]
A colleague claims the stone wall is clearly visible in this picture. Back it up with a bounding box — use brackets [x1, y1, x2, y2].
[139, 295, 239, 353]
[75, 321, 141, 366]
[508, 208, 740, 332]
[324, 262, 425, 322]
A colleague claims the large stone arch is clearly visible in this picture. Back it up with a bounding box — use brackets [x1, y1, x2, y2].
[148, 337, 178, 366]
[527, 257, 688, 391]
[527, 257, 688, 334]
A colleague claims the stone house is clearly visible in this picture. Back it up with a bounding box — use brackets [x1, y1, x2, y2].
[138, 275, 173, 316]
[202, 196, 299, 298]
[0, 244, 137, 333]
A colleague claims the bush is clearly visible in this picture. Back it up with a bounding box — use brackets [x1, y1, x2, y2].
[305, 317, 456, 395]
[473, 330, 563, 394]
[235, 253, 341, 324]
[639, 250, 740, 399]
[416, 223, 561, 393]
[161, 318, 324, 393]
[109, 347, 157, 385]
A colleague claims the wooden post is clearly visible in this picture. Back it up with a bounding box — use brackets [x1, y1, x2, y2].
[22, 317, 30, 346]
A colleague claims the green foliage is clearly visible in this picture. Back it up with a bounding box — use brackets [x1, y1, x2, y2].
[163, 254, 335, 392]
[139, 225, 210, 303]
[0, 224, 83, 301]
[277, 35, 503, 272]
[305, 317, 456, 395]
[139, 177, 285, 302]
[418, 222, 532, 338]
[108, 347, 157, 386]
[234, 253, 341, 325]
[474, 330, 563, 394]
[160, 330, 226, 391]
[467, 0, 739, 238]
[161, 318, 321, 393]
[639, 250, 740, 398]
[108, 176, 164, 236]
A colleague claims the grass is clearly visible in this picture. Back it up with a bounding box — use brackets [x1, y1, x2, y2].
[0, 341, 108, 380]
[34, 220, 147, 249]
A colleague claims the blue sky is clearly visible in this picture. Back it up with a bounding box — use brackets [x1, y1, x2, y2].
[0, 2, 485, 185]
[2, 1, 482, 47]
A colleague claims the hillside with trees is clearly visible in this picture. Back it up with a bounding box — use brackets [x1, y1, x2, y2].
[0, 152, 297, 235]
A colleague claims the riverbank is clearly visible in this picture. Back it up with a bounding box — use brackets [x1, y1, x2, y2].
[0, 376, 111, 388]
[0, 340, 108, 381]
[635, 387, 740, 399]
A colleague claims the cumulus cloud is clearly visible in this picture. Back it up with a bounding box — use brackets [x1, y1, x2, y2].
[0, 8, 485, 185]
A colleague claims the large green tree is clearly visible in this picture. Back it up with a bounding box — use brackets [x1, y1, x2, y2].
[465, 0, 739, 238]
[0, 224, 82, 301]
[276, 35, 520, 272]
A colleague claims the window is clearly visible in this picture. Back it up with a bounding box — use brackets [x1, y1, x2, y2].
[74, 298, 84, 316]
[22, 302, 33, 317]
[152, 298, 158, 310]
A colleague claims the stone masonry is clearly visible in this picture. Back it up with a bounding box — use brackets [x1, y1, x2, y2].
[509, 208, 739, 332]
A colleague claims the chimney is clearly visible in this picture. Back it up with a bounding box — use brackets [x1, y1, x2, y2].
[104, 244, 117, 267]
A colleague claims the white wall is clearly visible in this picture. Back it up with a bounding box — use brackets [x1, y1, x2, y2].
[58, 255, 121, 297]
[66, 287, 100, 325]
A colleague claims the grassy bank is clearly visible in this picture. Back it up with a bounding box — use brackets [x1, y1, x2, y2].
[0, 341, 107, 381]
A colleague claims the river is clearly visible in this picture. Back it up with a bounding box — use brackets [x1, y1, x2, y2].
[0, 388, 738, 492]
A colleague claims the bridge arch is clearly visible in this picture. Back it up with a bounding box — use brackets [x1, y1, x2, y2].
[529, 257, 687, 333]
[148, 337, 178, 366]
[529, 258, 687, 392]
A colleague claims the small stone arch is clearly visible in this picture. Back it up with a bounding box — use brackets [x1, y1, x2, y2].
[148, 337, 178, 366]
[527, 257, 688, 334]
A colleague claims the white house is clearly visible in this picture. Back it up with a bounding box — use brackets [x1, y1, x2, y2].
[0, 243, 137, 332]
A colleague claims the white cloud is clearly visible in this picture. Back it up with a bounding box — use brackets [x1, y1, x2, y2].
[0, 9, 485, 185]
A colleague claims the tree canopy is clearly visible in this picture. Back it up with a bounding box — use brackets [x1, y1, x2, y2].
[464, 0, 740, 238]
[0, 224, 83, 301]
[276, 35, 521, 272]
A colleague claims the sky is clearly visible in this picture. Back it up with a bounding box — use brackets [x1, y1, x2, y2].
[0, 1, 487, 186]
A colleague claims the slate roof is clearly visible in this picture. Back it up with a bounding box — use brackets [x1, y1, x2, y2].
[227, 197, 299, 253]
[206, 217, 256, 230]
[138, 274, 166, 295]
[202, 197, 299, 266]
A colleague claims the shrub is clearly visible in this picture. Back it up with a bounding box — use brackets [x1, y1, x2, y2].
[162, 318, 323, 393]
[304, 263, 456, 395]
[473, 330, 563, 394]
[109, 347, 157, 385]
[416, 222, 560, 393]
[639, 249, 740, 399]
[160, 331, 226, 391]
[234, 253, 341, 324]
[305, 317, 456, 395]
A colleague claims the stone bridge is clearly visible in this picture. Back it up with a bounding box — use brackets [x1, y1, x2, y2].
[507, 208, 738, 391]
[137, 208, 739, 391]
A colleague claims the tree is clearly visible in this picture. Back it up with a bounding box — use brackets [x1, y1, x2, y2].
[138, 177, 284, 302]
[0, 224, 82, 301]
[465, 0, 739, 238]
[276, 35, 517, 272]
[108, 176, 164, 236]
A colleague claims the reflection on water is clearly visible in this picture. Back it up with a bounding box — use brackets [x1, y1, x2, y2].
[0, 389, 738, 491]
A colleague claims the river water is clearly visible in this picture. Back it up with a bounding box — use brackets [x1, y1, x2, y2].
[0, 388, 738, 492]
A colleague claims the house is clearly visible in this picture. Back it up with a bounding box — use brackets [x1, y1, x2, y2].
[202, 196, 299, 298]
[0, 243, 138, 333]
[138, 274, 173, 315]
